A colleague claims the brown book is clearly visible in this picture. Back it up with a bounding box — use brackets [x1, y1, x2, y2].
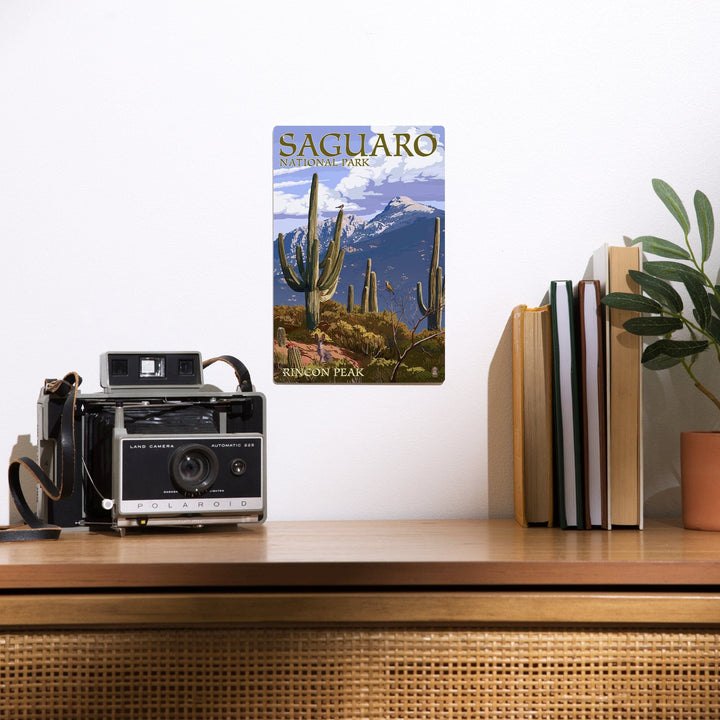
[512, 304, 554, 527]
[593, 245, 643, 528]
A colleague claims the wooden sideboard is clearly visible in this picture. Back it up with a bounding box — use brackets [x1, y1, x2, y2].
[1, 518, 718, 718]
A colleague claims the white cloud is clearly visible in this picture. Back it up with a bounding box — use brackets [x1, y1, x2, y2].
[274, 179, 363, 217]
[334, 126, 444, 205]
[273, 165, 307, 177]
[274, 179, 310, 189]
[317, 181, 362, 214]
[273, 188, 310, 217]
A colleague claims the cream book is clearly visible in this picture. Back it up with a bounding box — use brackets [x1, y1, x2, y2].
[592, 244, 643, 528]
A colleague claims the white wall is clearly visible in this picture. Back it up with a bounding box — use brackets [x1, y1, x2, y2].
[2, 1, 720, 525]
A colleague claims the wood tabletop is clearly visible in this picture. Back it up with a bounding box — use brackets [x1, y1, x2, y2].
[0, 518, 718, 590]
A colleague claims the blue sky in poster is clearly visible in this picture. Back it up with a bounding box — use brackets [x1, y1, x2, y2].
[272, 125, 445, 234]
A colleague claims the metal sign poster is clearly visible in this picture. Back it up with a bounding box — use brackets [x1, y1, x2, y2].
[272, 125, 445, 384]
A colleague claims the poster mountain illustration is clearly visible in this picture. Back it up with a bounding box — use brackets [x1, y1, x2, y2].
[273, 125, 445, 385]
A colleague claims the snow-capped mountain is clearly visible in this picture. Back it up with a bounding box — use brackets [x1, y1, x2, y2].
[278, 196, 440, 258]
[274, 195, 445, 314]
[279, 213, 367, 261]
[362, 196, 438, 239]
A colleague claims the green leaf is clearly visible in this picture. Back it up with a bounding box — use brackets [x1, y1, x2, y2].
[708, 317, 720, 345]
[642, 338, 709, 362]
[629, 235, 691, 260]
[628, 270, 683, 313]
[710, 292, 720, 319]
[622, 316, 683, 335]
[643, 354, 685, 371]
[601, 292, 662, 313]
[643, 260, 707, 284]
[652, 178, 691, 235]
[694, 190, 714, 262]
[684, 276, 712, 329]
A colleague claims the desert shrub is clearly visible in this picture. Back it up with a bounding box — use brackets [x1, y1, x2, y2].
[325, 320, 385, 358]
[359, 329, 385, 357]
[365, 357, 395, 383]
[273, 348, 287, 368]
[325, 320, 355, 347]
[274, 305, 304, 331]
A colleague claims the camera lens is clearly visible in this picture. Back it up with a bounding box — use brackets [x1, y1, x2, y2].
[170, 444, 218, 496]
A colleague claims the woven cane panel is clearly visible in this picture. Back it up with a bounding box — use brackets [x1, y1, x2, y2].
[0, 626, 718, 719]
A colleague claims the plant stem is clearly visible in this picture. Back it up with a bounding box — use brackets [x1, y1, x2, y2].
[682, 360, 720, 411]
[693, 381, 720, 412]
[685, 230, 700, 269]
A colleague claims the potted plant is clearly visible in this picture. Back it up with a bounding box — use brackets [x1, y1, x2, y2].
[602, 178, 720, 530]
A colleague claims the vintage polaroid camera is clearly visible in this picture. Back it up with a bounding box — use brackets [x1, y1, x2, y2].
[37, 352, 266, 533]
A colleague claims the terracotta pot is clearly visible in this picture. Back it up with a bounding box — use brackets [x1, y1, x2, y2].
[681, 432, 720, 531]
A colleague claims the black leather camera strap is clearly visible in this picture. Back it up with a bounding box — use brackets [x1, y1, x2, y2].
[1, 372, 81, 542]
[202, 355, 253, 392]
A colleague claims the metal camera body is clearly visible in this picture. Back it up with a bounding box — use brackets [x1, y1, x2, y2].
[37, 352, 266, 533]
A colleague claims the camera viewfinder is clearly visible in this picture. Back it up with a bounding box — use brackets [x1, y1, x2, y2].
[178, 358, 195, 376]
[110, 358, 129, 377]
[139, 356, 166, 378]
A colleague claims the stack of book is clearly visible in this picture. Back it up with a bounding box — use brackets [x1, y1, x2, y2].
[512, 244, 643, 529]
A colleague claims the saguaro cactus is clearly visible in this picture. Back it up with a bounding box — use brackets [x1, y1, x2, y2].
[416, 218, 444, 331]
[360, 259, 378, 313]
[346, 285, 354, 313]
[277, 173, 345, 331]
[287, 346, 303, 371]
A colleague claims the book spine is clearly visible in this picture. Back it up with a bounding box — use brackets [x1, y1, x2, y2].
[550, 280, 585, 529]
[511, 305, 529, 528]
[607, 245, 643, 528]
